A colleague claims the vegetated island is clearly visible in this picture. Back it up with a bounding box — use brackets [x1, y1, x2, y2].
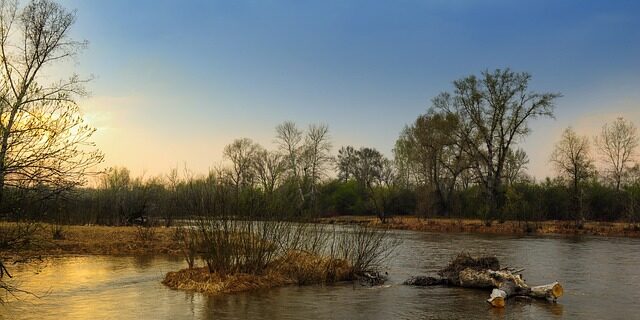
[160, 220, 392, 295]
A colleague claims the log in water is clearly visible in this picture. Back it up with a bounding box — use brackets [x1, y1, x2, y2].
[405, 253, 564, 308]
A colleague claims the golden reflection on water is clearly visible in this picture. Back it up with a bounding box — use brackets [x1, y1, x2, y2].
[2, 232, 640, 320]
[3, 256, 191, 320]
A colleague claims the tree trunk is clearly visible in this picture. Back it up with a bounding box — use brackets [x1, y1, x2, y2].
[404, 254, 564, 308]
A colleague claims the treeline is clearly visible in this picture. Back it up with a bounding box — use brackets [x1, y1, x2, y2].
[3, 69, 640, 226]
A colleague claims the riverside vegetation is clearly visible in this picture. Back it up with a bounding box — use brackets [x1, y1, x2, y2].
[1, 0, 640, 305]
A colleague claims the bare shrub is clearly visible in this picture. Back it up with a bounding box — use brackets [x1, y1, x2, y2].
[135, 225, 156, 243]
[173, 227, 199, 269]
[334, 226, 399, 276]
[50, 224, 66, 240]
[0, 222, 44, 303]
[188, 215, 399, 285]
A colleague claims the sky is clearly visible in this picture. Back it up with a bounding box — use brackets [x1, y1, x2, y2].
[55, 0, 640, 179]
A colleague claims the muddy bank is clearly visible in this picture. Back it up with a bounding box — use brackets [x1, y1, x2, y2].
[320, 215, 640, 237]
[0, 223, 182, 259]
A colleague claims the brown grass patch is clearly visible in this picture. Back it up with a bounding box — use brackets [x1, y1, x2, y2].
[163, 268, 294, 294]
[319, 216, 640, 238]
[0, 222, 182, 259]
[275, 251, 353, 284]
[162, 250, 354, 295]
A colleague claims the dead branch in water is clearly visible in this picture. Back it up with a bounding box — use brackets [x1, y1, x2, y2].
[404, 253, 563, 308]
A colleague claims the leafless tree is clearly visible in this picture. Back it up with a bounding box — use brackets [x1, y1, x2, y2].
[433, 69, 559, 219]
[503, 148, 530, 187]
[303, 123, 332, 209]
[0, 0, 101, 299]
[254, 148, 286, 195]
[223, 138, 261, 191]
[0, 0, 102, 206]
[275, 121, 305, 204]
[338, 146, 394, 222]
[594, 117, 639, 190]
[337, 146, 358, 182]
[550, 127, 594, 224]
[395, 111, 469, 216]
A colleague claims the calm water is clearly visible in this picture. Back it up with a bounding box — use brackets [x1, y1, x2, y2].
[2, 229, 640, 320]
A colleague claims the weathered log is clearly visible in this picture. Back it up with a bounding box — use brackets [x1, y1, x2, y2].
[403, 276, 447, 286]
[486, 280, 563, 307]
[357, 271, 389, 286]
[405, 254, 563, 308]
[458, 267, 563, 307]
[530, 281, 564, 300]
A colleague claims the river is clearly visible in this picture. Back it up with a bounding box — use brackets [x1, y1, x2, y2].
[2, 229, 639, 319]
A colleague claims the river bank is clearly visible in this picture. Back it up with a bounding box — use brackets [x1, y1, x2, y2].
[0, 223, 182, 259]
[0, 222, 359, 298]
[320, 215, 640, 237]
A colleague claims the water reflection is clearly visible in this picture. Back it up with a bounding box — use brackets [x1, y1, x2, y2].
[2, 231, 639, 319]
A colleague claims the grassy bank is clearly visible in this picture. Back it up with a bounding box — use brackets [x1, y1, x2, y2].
[321, 216, 640, 237]
[0, 222, 183, 259]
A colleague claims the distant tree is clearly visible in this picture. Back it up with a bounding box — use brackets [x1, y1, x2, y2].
[302, 123, 332, 211]
[594, 117, 639, 190]
[99, 167, 133, 225]
[337, 146, 358, 182]
[254, 148, 286, 195]
[337, 146, 395, 222]
[223, 138, 261, 192]
[433, 69, 559, 220]
[392, 136, 417, 189]
[550, 127, 594, 225]
[164, 166, 181, 226]
[503, 148, 530, 187]
[395, 111, 469, 216]
[275, 121, 305, 205]
[0, 0, 102, 208]
[351, 147, 384, 190]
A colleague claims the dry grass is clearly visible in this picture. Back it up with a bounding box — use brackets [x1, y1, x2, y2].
[320, 216, 640, 237]
[0, 222, 182, 259]
[163, 268, 294, 295]
[275, 250, 353, 284]
[162, 250, 354, 295]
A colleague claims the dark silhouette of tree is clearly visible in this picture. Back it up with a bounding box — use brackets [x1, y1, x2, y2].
[0, 0, 102, 206]
[551, 127, 594, 225]
[433, 69, 559, 220]
[595, 117, 639, 190]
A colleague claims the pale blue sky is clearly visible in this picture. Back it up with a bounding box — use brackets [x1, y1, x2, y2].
[58, 0, 640, 178]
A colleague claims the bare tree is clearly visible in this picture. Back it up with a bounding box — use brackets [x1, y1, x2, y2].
[223, 138, 261, 192]
[550, 127, 594, 224]
[594, 117, 639, 190]
[433, 69, 559, 219]
[395, 111, 469, 216]
[164, 166, 181, 226]
[0, 0, 101, 299]
[337, 146, 358, 182]
[302, 123, 331, 210]
[338, 146, 394, 222]
[0, 0, 102, 206]
[254, 148, 286, 195]
[275, 121, 305, 205]
[503, 148, 530, 187]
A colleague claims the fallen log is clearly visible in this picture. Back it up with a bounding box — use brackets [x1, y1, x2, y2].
[403, 276, 447, 286]
[357, 271, 389, 286]
[404, 253, 563, 308]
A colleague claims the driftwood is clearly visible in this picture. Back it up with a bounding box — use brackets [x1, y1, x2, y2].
[357, 271, 389, 286]
[404, 253, 563, 308]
